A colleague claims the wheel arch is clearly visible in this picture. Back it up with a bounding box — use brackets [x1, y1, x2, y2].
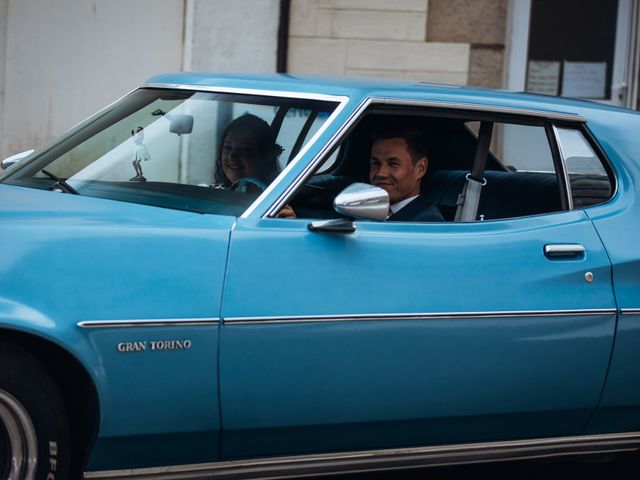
[0, 327, 100, 478]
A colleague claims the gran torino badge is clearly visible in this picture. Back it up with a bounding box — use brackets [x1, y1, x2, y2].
[116, 339, 192, 352]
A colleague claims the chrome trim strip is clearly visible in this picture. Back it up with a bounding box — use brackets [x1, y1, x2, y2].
[264, 97, 372, 218]
[374, 97, 587, 123]
[245, 95, 351, 219]
[621, 309, 640, 315]
[224, 308, 616, 325]
[84, 431, 640, 479]
[552, 124, 575, 210]
[141, 82, 348, 103]
[76, 318, 220, 328]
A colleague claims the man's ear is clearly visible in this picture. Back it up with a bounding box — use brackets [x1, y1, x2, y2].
[416, 156, 428, 179]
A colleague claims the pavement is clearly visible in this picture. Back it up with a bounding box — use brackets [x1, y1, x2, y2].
[316, 452, 640, 479]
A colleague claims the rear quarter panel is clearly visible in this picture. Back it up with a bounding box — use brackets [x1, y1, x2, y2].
[578, 108, 640, 433]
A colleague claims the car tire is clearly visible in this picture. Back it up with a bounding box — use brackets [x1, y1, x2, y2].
[0, 342, 70, 480]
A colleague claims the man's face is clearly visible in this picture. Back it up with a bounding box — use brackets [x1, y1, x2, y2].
[369, 138, 427, 204]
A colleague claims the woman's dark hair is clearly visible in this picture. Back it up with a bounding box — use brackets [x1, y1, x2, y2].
[213, 113, 284, 186]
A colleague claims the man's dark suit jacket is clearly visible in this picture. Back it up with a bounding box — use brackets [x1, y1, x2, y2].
[388, 195, 444, 222]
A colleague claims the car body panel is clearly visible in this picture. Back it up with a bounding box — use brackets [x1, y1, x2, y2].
[0, 184, 232, 469]
[579, 110, 640, 434]
[219, 212, 616, 458]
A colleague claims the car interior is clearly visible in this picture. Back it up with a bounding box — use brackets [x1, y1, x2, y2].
[288, 109, 612, 222]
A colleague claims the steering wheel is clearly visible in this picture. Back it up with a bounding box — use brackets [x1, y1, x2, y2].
[229, 177, 267, 193]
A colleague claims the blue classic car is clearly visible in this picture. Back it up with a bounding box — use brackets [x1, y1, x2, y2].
[0, 73, 639, 479]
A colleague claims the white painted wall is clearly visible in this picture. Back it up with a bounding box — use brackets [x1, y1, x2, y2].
[0, 0, 185, 159]
[186, 0, 280, 72]
[0, 0, 8, 158]
[504, 0, 531, 92]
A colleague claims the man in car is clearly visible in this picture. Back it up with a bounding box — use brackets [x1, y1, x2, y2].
[369, 127, 444, 222]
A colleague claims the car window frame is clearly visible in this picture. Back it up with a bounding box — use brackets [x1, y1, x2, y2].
[264, 97, 592, 221]
[550, 121, 618, 209]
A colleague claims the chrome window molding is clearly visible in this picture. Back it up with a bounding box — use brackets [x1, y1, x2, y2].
[264, 97, 372, 218]
[141, 82, 348, 103]
[77, 318, 220, 328]
[223, 308, 617, 325]
[552, 124, 576, 211]
[551, 125, 619, 212]
[243, 95, 351, 219]
[84, 430, 640, 479]
[249, 95, 368, 218]
[372, 97, 588, 123]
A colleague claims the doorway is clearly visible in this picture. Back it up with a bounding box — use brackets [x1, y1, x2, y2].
[507, 0, 640, 108]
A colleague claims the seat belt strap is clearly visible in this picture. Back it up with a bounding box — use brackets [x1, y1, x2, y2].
[456, 174, 487, 222]
[455, 121, 494, 222]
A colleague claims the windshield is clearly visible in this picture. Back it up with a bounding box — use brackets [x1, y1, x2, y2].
[1, 88, 339, 215]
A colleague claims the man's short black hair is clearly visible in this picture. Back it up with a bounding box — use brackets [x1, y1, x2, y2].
[371, 126, 429, 163]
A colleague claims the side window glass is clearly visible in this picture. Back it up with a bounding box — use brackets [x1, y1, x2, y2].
[276, 109, 330, 168]
[466, 122, 555, 172]
[462, 121, 562, 220]
[555, 128, 613, 208]
[316, 148, 340, 174]
[291, 115, 567, 223]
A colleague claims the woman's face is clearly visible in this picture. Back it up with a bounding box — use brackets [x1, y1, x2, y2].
[221, 129, 263, 184]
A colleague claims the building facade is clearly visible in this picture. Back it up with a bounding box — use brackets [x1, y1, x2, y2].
[1, 0, 638, 160]
[286, 0, 640, 109]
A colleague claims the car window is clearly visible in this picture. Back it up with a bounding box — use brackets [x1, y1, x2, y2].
[555, 127, 613, 208]
[277, 108, 332, 166]
[1, 89, 339, 216]
[466, 121, 555, 172]
[288, 111, 567, 222]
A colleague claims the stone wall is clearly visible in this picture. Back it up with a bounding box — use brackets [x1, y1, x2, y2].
[288, 0, 508, 88]
[427, 0, 507, 88]
[288, 0, 470, 84]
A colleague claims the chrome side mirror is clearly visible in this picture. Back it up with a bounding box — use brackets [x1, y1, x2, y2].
[2, 149, 34, 170]
[333, 183, 389, 221]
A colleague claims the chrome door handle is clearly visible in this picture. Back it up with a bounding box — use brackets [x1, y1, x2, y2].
[544, 244, 586, 259]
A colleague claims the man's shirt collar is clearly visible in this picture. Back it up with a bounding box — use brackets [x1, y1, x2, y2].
[389, 195, 419, 215]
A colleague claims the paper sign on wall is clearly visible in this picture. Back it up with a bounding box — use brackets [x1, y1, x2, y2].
[561, 61, 606, 98]
[526, 61, 560, 95]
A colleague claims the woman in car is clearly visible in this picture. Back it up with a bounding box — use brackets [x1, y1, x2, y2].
[212, 113, 295, 218]
[212, 113, 284, 193]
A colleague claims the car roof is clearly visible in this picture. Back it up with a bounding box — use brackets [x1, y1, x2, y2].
[145, 72, 637, 119]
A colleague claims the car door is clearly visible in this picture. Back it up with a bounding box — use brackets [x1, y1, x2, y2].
[218, 109, 617, 459]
